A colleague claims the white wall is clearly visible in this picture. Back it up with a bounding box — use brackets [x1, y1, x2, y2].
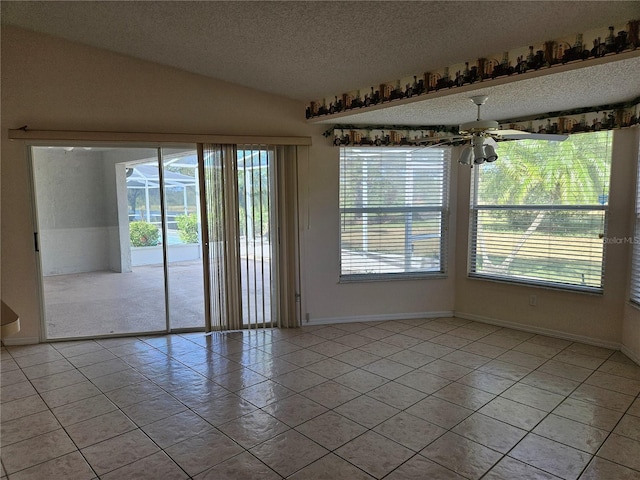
[624, 305, 640, 363]
[622, 128, 640, 362]
[32, 147, 147, 276]
[32, 149, 113, 276]
[110, 162, 131, 272]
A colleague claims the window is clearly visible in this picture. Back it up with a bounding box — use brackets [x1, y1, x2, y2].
[469, 131, 612, 291]
[631, 142, 640, 305]
[339, 146, 450, 280]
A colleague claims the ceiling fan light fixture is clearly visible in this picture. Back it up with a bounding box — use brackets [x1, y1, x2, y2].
[483, 144, 498, 162]
[459, 145, 473, 165]
[473, 142, 486, 164]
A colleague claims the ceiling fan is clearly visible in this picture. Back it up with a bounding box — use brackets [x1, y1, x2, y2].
[416, 95, 569, 166]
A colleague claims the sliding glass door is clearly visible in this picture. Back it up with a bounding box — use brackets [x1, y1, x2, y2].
[162, 148, 205, 330]
[202, 145, 279, 331]
[32, 142, 294, 339]
[32, 145, 205, 339]
[238, 146, 276, 328]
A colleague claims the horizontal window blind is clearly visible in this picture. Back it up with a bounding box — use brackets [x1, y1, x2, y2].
[470, 131, 612, 290]
[340, 146, 450, 279]
[631, 144, 640, 304]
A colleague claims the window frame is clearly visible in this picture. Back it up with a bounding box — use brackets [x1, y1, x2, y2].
[468, 132, 612, 293]
[630, 139, 640, 306]
[339, 146, 450, 282]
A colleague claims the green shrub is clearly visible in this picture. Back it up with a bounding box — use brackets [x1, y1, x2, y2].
[177, 213, 199, 244]
[130, 221, 160, 247]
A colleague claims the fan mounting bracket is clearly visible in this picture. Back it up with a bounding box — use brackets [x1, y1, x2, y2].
[469, 95, 489, 106]
[459, 119, 500, 135]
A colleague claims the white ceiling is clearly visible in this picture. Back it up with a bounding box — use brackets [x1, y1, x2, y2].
[2, 1, 640, 126]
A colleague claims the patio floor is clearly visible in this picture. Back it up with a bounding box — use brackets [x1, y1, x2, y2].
[43, 261, 206, 339]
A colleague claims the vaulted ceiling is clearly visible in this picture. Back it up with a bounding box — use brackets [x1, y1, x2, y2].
[2, 1, 640, 126]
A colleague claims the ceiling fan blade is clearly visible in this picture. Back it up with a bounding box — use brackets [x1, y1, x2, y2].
[457, 95, 569, 145]
[483, 136, 498, 148]
[492, 128, 528, 135]
[411, 135, 469, 152]
[413, 134, 465, 144]
[497, 132, 569, 141]
[407, 140, 459, 153]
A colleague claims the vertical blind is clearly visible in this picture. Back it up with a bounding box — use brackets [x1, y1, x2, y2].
[202, 144, 300, 330]
[203, 144, 241, 331]
[631, 142, 640, 304]
[202, 144, 275, 330]
[274, 145, 302, 328]
[238, 145, 275, 329]
[339, 146, 450, 279]
[469, 131, 612, 291]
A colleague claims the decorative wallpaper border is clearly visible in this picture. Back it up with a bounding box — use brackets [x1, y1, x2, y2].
[326, 97, 640, 147]
[308, 19, 640, 121]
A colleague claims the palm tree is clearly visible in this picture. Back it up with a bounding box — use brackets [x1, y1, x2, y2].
[473, 131, 612, 278]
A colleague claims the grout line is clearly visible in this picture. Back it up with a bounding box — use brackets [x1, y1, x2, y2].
[2, 320, 639, 479]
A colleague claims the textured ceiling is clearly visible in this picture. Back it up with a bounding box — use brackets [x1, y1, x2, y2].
[2, 1, 640, 126]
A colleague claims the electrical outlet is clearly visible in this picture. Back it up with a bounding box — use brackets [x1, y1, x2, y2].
[529, 295, 537, 306]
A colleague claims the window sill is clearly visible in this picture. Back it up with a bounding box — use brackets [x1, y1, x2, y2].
[339, 273, 447, 283]
[467, 273, 604, 295]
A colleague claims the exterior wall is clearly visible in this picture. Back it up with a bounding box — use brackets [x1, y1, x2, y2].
[111, 162, 131, 273]
[32, 149, 113, 276]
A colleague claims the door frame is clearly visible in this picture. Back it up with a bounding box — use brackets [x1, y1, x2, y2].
[14, 127, 310, 341]
[28, 141, 208, 341]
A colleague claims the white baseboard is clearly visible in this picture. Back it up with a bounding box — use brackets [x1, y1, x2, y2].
[1, 336, 41, 346]
[454, 311, 622, 351]
[621, 345, 640, 366]
[306, 311, 453, 326]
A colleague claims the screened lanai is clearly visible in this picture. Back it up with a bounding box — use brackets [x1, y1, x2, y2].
[126, 155, 199, 224]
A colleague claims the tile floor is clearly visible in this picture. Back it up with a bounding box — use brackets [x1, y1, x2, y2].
[2, 317, 640, 479]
